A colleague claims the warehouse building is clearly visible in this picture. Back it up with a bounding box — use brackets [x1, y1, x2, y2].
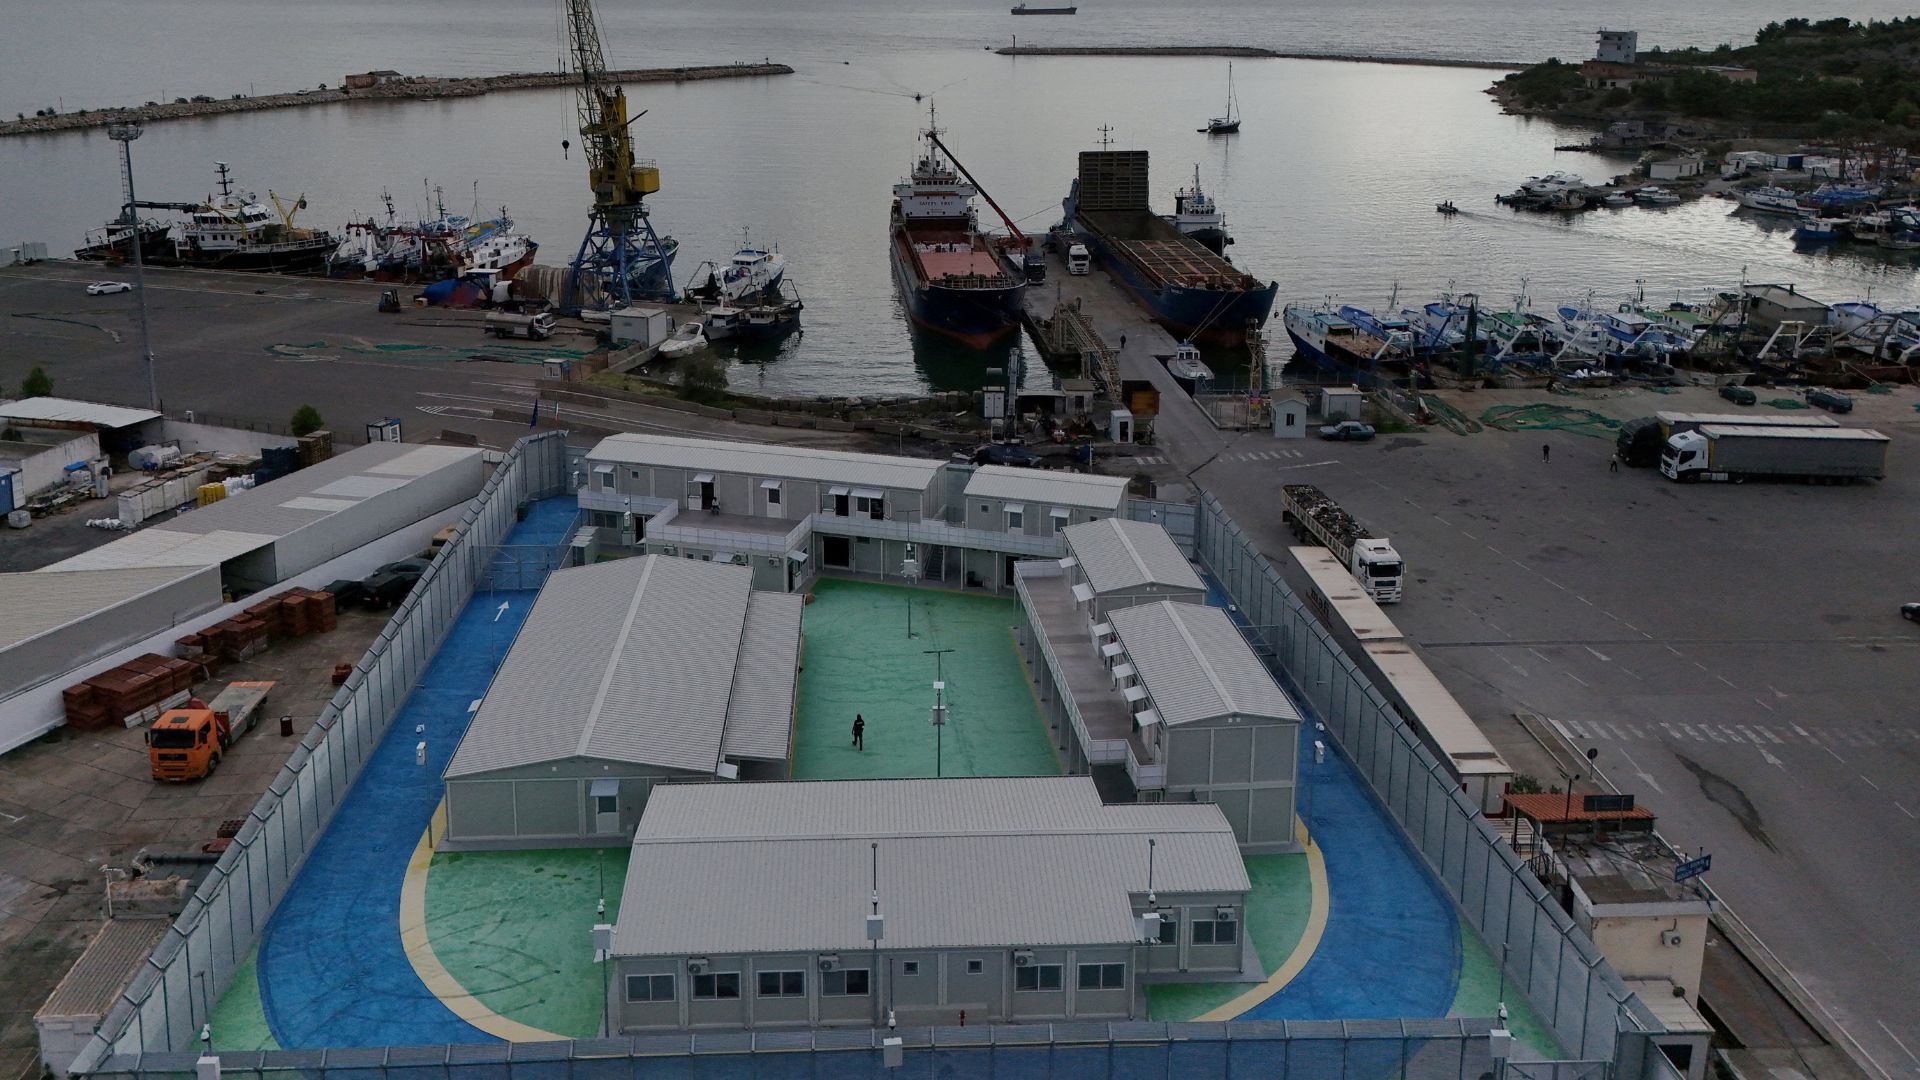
[1016, 535, 1301, 853]
[1058, 516, 1206, 621]
[608, 776, 1252, 1033]
[576, 434, 1129, 594]
[441, 555, 803, 850]
[40, 442, 484, 591]
[0, 566, 223, 702]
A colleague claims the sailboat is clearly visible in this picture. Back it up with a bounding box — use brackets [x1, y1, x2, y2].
[1199, 63, 1240, 135]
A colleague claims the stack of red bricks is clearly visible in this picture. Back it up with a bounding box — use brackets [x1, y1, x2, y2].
[62, 653, 202, 731]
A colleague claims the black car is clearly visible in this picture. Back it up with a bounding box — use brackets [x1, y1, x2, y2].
[1718, 384, 1756, 406]
[973, 443, 1042, 468]
[323, 578, 369, 608]
[361, 570, 418, 608]
[1903, 603, 1920, 623]
[377, 558, 432, 580]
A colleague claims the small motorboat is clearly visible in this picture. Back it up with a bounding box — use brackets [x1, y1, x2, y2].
[1435, 201, 1459, 215]
[1635, 186, 1681, 206]
[1162, 341, 1215, 391]
[1602, 192, 1635, 207]
[657, 320, 708, 359]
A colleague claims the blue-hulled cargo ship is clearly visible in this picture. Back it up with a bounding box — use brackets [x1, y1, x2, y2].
[1063, 148, 1274, 347]
[888, 114, 1028, 348]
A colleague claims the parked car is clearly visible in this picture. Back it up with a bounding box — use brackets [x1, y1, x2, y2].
[1806, 387, 1852, 413]
[322, 578, 368, 608]
[86, 281, 133, 295]
[973, 442, 1041, 468]
[1903, 602, 1920, 623]
[1718, 384, 1756, 406]
[1318, 420, 1377, 442]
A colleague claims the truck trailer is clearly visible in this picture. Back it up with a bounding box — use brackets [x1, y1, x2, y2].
[1660, 425, 1889, 483]
[1280, 484, 1404, 602]
[147, 680, 276, 781]
[1616, 411, 1840, 467]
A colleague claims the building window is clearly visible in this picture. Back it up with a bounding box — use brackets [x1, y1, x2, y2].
[766, 486, 781, 506]
[1078, 963, 1126, 990]
[625, 974, 674, 1002]
[821, 968, 870, 996]
[1005, 507, 1024, 532]
[594, 794, 617, 816]
[854, 493, 886, 520]
[1156, 915, 1178, 945]
[901, 961, 919, 976]
[1192, 918, 1238, 945]
[757, 971, 804, 997]
[966, 959, 983, 975]
[1014, 964, 1062, 991]
[692, 972, 740, 999]
[630, 469, 640, 480]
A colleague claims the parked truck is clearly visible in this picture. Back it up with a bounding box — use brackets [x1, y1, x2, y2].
[1280, 484, 1404, 602]
[484, 310, 555, 340]
[1660, 425, 1889, 483]
[1616, 411, 1840, 467]
[147, 681, 276, 781]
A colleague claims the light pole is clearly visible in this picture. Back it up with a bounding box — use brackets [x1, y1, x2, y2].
[107, 120, 160, 411]
[924, 648, 953, 777]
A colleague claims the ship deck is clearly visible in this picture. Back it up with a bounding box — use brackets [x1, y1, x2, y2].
[1078, 209, 1248, 289]
[896, 228, 1013, 287]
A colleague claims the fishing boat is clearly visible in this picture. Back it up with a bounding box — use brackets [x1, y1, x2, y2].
[1735, 186, 1803, 216]
[151, 163, 337, 272]
[1601, 192, 1634, 208]
[684, 234, 788, 305]
[1792, 215, 1847, 244]
[888, 108, 1030, 347]
[1163, 165, 1231, 254]
[1199, 64, 1240, 135]
[1634, 186, 1681, 205]
[74, 219, 174, 263]
[1878, 207, 1920, 250]
[1282, 302, 1418, 387]
[1011, 3, 1076, 12]
[1064, 141, 1275, 346]
[1162, 341, 1214, 392]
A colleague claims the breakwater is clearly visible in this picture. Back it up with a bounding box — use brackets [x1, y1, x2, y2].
[0, 63, 793, 138]
[993, 46, 1525, 69]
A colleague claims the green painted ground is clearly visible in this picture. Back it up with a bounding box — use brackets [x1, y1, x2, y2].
[1449, 914, 1563, 1058]
[1147, 854, 1314, 1021]
[207, 948, 280, 1051]
[424, 847, 631, 1038]
[792, 580, 1060, 781]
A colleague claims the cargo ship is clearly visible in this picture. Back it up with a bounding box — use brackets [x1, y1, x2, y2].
[888, 113, 1030, 348]
[1063, 148, 1274, 346]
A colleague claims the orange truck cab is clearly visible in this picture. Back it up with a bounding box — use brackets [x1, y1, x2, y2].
[147, 681, 275, 781]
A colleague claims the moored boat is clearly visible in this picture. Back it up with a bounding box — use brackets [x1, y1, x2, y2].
[888, 109, 1029, 348]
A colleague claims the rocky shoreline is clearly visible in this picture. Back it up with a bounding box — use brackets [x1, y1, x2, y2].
[994, 46, 1525, 69]
[0, 63, 793, 139]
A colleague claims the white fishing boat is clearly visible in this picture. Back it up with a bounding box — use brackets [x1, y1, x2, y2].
[1735, 186, 1802, 215]
[1635, 186, 1681, 205]
[657, 320, 708, 358]
[684, 232, 788, 305]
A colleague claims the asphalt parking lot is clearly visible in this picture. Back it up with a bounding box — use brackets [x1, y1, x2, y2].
[1196, 383, 1920, 1079]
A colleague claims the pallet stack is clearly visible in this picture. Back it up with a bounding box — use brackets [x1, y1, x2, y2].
[295, 430, 334, 467]
[62, 654, 202, 731]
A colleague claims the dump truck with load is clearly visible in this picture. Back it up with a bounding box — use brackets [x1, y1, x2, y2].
[1660, 425, 1889, 483]
[147, 680, 276, 781]
[1616, 411, 1840, 467]
[1280, 483, 1404, 602]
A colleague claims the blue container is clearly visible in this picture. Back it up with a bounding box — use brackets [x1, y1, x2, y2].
[0, 468, 15, 516]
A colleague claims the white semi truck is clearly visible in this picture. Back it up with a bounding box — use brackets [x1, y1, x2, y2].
[1660, 425, 1889, 483]
[1280, 483, 1404, 602]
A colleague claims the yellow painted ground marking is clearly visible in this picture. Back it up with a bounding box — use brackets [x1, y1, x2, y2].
[1194, 816, 1332, 1022]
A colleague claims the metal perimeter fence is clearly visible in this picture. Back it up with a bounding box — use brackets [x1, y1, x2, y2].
[70, 432, 574, 1075]
[1191, 492, 1679, 1079]
[90, 1019, 1507, 1080]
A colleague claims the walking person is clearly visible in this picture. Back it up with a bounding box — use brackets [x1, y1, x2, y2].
[1609, 453, 1619, 473]
[1541, 442, 1551, 464]
[852, 714, 865, 752]
[1119, 332, 1127, 350]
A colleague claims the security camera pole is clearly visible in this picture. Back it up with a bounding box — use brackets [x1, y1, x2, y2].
[107, 120, 160, 410]
[924, 648, 954, 777]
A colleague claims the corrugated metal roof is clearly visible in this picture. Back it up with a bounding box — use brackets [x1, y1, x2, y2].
[0, 566, 213, 650]
[445, 556, 799, 779]
[37, 529, 279, 572]
[1062, 518, 1203, 596]
[35, 919, 166, 1019]
[963, 466, 1130, 511]
[588, 433, 944, 492]
[613, 777, 1246, 956]
[1109, 602, 1299, 726]
[0, 397, 160, 429]
[720, 592, 804, 762]
[1694, 425, 1888, 441]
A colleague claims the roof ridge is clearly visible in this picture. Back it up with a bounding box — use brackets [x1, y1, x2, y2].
[635, 822, 1230, 844]
[1163, 603, 1237, 718]
[577, 555, 657, 760]
[1111, 519, 1151, 580]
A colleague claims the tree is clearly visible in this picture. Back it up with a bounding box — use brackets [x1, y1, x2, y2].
[1601, 87, 1632, 108]
[20, 366, 52, 398]
[290, 404, 325, 436]
[679, 357, 729, 405]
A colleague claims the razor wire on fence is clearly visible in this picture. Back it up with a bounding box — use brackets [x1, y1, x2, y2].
[1190, 492, 1663, 1066]
[71, 433, 573, 1074]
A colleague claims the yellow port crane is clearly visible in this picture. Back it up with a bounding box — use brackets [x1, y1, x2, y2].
[562, 0, 677, 312]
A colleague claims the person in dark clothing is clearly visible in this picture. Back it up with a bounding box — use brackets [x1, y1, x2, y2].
[1119, 333, 1127, 350]
[1541, 443, 1551, 463]
[852, 714, 865, 751]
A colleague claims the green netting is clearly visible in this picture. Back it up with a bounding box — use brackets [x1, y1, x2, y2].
[1765, 398, 1811, 410]
[1415, 394, 1483, 435]
[1864, 384, 1893, 394]
[1647, 385, 1680, 394]
[1478, 404, 1623, 439]
[793, 580, 1061, 780]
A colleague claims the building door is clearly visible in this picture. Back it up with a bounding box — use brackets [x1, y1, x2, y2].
[823, 535, 852, 569]
[590, 779, 621, 835]
[1002, 555, 1017, 588]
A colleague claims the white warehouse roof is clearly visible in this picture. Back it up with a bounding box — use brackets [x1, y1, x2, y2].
[1062, 517, 1204, 596]
[964, 465, 1130, 512]
[1109, 601, 1300, 727]
[588, 433, 945, 492]
[0, 397, 160, 429]
[613, 776, 1246, 957]
[0, 567, 211, 651]
[445, 555, 801, 780]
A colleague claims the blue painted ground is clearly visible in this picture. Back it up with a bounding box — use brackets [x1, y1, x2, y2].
[1200, 575, 1462, 1020]
[256, 498, 576, 1048]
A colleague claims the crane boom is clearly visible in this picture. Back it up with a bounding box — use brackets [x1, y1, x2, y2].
[927, 131, 1026, 247]
[566, 0, 658, 210]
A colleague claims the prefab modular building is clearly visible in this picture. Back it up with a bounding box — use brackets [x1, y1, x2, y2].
[1058, 516, 1206, 621]
[440, 555, 802, 850]
[609, 776, 1252, 1033]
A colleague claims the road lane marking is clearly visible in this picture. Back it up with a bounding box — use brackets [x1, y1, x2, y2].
[1616, 748, 1663, 794]
[1754, 698, 1775, 713]
[1896, 803, 1918, 821]
[1461, 530, 1478, 540]
[1433, 515, 1451, 525]
[1876, 1020, 1919, 1068]
[1717, 675, 1738, 688]
[1823, 744, 1846, 763]
[1861, 775, 1880, 790]
[1563, 670, 1589, 687]
[1585, 646, 1612, 662]
[1760, 747, 1785, 769]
